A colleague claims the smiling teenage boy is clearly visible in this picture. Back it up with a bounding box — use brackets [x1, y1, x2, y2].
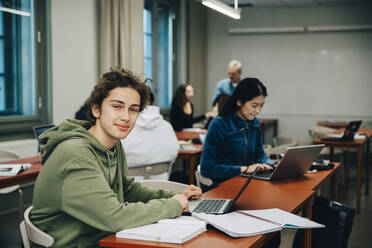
[30, 68, 201, 248]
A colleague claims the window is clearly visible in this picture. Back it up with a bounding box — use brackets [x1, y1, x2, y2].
[0, 0, 50, 140]
[143, 0, 177, 108]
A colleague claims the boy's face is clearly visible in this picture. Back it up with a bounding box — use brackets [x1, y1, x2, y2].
[91, 87, 140, 149]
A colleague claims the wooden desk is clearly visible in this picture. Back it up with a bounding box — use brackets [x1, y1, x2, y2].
[0, 156, 41, 189]
[176, 131, 204, 185]
[210, 163, 340, 248]
[100, 177, 314, 248]
[358, 128, 372, 195]
[176, 130, 206, 141]
[177, 145, 202, 185]
[226, 162, 340, 201]
[314, 131, 371, 214]
[260, 118, 278, 136]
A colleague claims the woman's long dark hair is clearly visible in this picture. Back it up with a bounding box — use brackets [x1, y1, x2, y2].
[220, 77, 267, 116]
[171, 84, 190, 109]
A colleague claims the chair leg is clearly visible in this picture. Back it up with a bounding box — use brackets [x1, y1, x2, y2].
[18, 188, 24, 222]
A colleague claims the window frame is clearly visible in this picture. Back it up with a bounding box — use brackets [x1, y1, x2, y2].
[0, 0, 51, 141]
[144, 0, 179, 110]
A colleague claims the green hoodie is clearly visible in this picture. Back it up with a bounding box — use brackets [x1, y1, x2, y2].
[30, 119, 182, 248]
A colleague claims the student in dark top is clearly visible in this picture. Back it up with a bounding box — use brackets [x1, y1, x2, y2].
[204, 93, 230, 129]
[200, 78, 276, 191]
[170, 84, 216, 131]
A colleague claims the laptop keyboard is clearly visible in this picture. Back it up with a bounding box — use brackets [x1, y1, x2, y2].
[194, 199, 226, 213]
[255, 170, 274, 178]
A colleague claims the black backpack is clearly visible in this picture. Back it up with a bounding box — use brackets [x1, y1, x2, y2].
[292, 196, 355, 248]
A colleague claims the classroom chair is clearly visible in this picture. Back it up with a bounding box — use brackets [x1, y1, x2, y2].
[127, 161, 173, 180]
[0, 148, 24, 222]
[269, 136, 311, 159]
[269, 136, 297, 159]
[263, 144, 272, 157]
[139, 179, 188, 193]
[195, 165, 212, 188]
[20, 206, 54, 248]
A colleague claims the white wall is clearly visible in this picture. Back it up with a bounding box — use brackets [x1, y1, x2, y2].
[51, 0, 98, 124]
[206, 5, 372, 141]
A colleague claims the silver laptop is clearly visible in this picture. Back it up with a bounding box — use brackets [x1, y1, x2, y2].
[188, 169, 258, 215]
[243, 144, 324, 181]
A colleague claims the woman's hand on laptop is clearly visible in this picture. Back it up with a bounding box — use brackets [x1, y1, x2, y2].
[172, 194, 189, 212]
[242, 164, 273, 174]
[183, 185, 202, 200]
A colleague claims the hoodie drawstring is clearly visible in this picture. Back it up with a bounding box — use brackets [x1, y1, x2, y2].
[106, 151, 111, 185]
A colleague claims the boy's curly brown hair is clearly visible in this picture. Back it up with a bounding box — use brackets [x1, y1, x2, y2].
[86, 67, 150, 124]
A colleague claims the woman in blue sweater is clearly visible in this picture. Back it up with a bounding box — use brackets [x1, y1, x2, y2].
[200, 77, 276, 191]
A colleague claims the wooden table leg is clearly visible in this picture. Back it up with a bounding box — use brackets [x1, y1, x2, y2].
[303, 195, 313, 248]
[366, 139, 370, 195]
[188, 157, 197, 185]
[331, 169, 338, 201]
[329, 147, 334, 161]
[356, 147, 362, 214]
[183, 159, 187, 173]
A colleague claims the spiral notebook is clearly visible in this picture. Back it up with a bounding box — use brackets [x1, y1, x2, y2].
[192, 208, 324, 238]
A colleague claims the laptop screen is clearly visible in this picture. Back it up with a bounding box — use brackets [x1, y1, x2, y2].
[231, 168, 259, 203]
[343, 121, 362, 139]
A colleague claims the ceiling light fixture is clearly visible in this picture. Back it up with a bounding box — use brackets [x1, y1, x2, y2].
[0, 7, 31, 17]
[202, 0, 241, 20]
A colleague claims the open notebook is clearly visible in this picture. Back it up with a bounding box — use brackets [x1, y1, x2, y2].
[192, 208, 324, 238]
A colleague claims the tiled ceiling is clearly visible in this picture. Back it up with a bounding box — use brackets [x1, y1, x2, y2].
[199, 0, 371, 8]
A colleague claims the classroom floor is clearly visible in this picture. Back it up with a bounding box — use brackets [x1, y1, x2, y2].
[1, 156, 371, 248]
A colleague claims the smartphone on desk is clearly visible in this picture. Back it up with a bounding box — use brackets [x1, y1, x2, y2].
[310, 160, 334, 171]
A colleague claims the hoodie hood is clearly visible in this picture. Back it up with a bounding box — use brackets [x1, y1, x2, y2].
[134, 106, 163, 130]
[39, 119, 113, 164]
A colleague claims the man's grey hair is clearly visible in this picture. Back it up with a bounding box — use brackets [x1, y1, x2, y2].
[228, 60, 242, 73]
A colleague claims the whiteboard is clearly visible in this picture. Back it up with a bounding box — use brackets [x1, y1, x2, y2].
[228, 31, 372, 117]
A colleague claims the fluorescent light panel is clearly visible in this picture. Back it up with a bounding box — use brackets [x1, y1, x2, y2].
[0, 7, 31, 16]
[228, 25, 372, 34]
[202, 0, 241, 20]
[229, 26, 305, 34]
[307, 25, 372, 32]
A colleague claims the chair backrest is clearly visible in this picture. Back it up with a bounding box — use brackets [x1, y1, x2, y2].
[269, 137, 297, 159]
[0, 147, 20, 162]
[361, 120, 372, 129]
[263, 144, 272, 156]
[127, 161, 173, 180]
[273, 136, 297, 147]
[20, 206, 54, 248]
[195, 165, 213, 188]
[139, 179, 188, 193]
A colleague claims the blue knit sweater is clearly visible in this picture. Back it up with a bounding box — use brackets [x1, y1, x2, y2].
[200, 112, 274, 190]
